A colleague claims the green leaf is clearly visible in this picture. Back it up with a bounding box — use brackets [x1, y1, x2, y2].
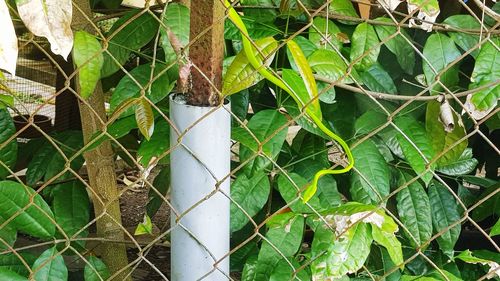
[277, 173, 324, 213]
[395, 117, 436, 185]
[241, 0, 277, 21]
[291, 36, 318, 59]
[443, 15, 481, 58]
[491, 218, 500, 237]
[0, 109, 17, 179]
[425, 100, 467, 167]
[134, 214, 153, 235]
[0, 223, 16, 250]
[350, 23, 380, 71]
[135, 98, 155, 140]
[354, 111, 388, 137]
[396, 172, 432, 249]
[372, 227, 404, 267]
[269, 259, 310, 281]
[308, 49, 358, 84]
[465, 39, 500, 118]
[110, 63, 174, 117]
[422, 33, 461, 94]
[241, 255, 258, 281]
[374, 17, 415, 74]
[311, 222, 372, 279]
[52, 180, 90, 240]
[291, 130, 330, 168]
[84, 115, 138, 152]
[0, 94, 14, 109]
[224, 17, 280, 40]
[252, 213, 304, 280]
[0, 269, 28, 281]
[84, 256, 110, 281]
[428, 182, 461, 258]
[0, 181, 55, 239]
[101, 11, 159, 77]
[137, 118, 169, 165]
[32, 247, 68, 281]
[160, 3, 189, 64]
[309, 17, 343, 50]
[0, 253, 36, 277]
[73, 31, 103, 99]
[234, 110, 288, 175]
[230, 171, 270, 232]
[330, 0, 359, 24]
[350, 138, 391, 204]
[223, 37, 278, 96]
[360, 63, 397, 94]
[146, 166, 170, 218]
[287, 39, 322, 117]
[436, 148, 478, 176]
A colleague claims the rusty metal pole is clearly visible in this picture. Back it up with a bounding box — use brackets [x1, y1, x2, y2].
[170, 0, 230, 280]
[186, 0, 225, 106]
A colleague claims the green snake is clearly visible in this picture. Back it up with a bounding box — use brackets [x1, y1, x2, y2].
[224, 0, 354, 202]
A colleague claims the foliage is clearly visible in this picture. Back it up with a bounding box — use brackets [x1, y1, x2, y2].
[0, 0, 498, 280]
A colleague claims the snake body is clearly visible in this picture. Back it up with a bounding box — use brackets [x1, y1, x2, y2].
[224, 0, 354, 202]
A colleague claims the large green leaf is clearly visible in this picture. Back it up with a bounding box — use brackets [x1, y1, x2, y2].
[160, 3, 189, 64]
[465, 39, 500, 119]
[443, 15, 481, 58]
[137, 119, 169, 166]
[395, 117, 436, 185]
[350, 138, 390, 204]
[287, 39, 322, 117]
[425, 100, 467, 167]
[0, 181, 55, 239]
[372, 227, 404, 267]
[0, 222, 16, 250]
[224, 17, 281, 40]
[110, 63, 174, 117]
[277, 173, 324, 213]
[84, 256, 110, 281]
[436, 148, 478, 176]
[73, 31, 103, 99]
[309, 17, 343, 51]
[246, 213, 304, 281]
[360, 63, 397, 94]
[269, 259, 310, 281]
[0, 269, 28, 281]
[241, 0, 277, 22]
[308, 49, 358, 84]
[101, 11, 159, 77]
[223, 37, 278, 96]
[422, 33, 461, 94]
[52, 180, 90, 241]
[428, 182, 461, 258]
[0, 109, 17, 180]
[350, 23, 380, 71]
[354, 111, 388, 137]
[374, 17, 415, 74]
[330, 0, 359, 24]
[230, 171, 270, 232]
[311, 222, 372, 279]
[0, 253, 36, 277]
[26, 131, 84, 185]
[32, 247, 67, 281]
[234, 110, 288, 175]
[396, 173, 432, 249]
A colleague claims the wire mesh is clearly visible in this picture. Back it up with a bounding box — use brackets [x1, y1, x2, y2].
[0, 0, 499, 280]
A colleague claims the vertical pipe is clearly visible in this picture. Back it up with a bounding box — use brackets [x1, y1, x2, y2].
[170, 95, 230, 280]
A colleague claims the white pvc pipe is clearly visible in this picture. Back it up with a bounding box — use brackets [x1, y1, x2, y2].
[170, 94, 231, 281]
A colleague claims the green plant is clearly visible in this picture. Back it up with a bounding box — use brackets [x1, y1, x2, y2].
[0, 0, 499, 280]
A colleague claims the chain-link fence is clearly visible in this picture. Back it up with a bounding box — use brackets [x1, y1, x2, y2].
[0, 0, 499, 280]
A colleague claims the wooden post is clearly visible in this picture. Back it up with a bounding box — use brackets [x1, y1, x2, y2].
[187, 0, 225, 106]
[72, 1, 131, 280]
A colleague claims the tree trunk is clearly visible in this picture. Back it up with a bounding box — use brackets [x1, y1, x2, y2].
[72, 1, 131, 280]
